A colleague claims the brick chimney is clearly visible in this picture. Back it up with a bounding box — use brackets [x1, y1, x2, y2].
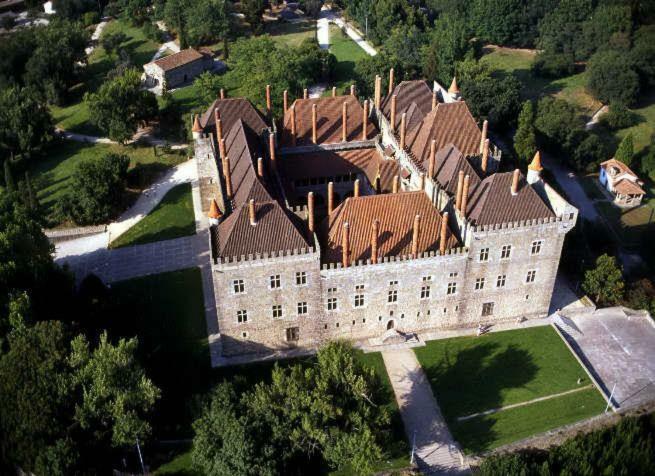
[290, 105, 297, 146]
[428, 139, 436, 178]
[303, 88, 308, 99]
[374, 75, 381, 109]
[220, 88, 225, 99]
[362, 100, 369, 140]
[307, 191, 315, 233]
[371, 219, 379, 264]
[400, 112, 407, 149]
[461, 174, 470, 218]
[481, 138, 489, 174]
[249, 199, 256, 225]
[332, 86, 337, 97]
[455, 170, 464, 211]
[390, 94, 397, 132]
[312, 104, 318, 144]
[328, 181, 334, 214]
[419, 172, 426, 190]
[354, 178, 360, 198]
[511, 169, 520, 195]
[342, 222, 350, 267]
[412, 214, 421, 257]
[257, 157, 264, 178]
[265, 84, 271, 114]
[223, 156, 233, 198]
[432, 90, 437, 110]
[283, 89, 288, 114]
[439, 212, 449, 255]
[269, 133, 276, 171]
[388, 68, 394, 95]
[349, 84, 354, 96]
[342, 101, 348, 142]
[392, 175, 399, 193]
[219, 138, 226, 159]
[480, 120, 488, 154]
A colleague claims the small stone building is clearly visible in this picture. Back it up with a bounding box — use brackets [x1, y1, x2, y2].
[142, 48, 213, 94]
[599, 158, 646, 208]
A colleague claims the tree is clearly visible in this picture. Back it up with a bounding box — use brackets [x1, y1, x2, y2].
[86, 69, 158, 143]
[630, 25, 655, 88]
[582, 254, 624, 306]
[615, 133, 634, 166]
[242, 0, 265, 34]
[422, 13, 474, 85]
[101, 31, 129, 58]
[587, 49, 640, 106]
[382, 25, 425, 81]
[641, 143, 655, 181]
[461, 74, 522, 130]
[537, 0, 593, 60]
[192, 70, 221, 106]
[578, 4, 632, 59]
[56, 153, 130, 225]
[534, 97, 583, 150]
[354, 53, 391, 99]
[53, 0, 97, 20]
[117, 0, 151, 26]
[186, 0, 231, 46]
[3, 158, 15, 192]
[573, 134, 608, 172]
[600, 103, 638, 130]
[531, 51, 575, 78]
[164, 0, 190, 49]
[0, 86, 54, 159]
[514, 101, 537, 167]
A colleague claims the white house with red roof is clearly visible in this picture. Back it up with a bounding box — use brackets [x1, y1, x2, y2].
[599, 158, 646, 208]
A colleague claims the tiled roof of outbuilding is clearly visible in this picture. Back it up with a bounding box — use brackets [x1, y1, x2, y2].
[150, 48, 205, 72]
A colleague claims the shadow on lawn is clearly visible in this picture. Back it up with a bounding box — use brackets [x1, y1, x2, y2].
[420, 341, 538, 453]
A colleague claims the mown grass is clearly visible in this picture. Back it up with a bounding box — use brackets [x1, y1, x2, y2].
[615, 92, 655, 154]
[328, 24, 369, 95]
[110, 182, 196, 248]
[266, 19, 316, 48]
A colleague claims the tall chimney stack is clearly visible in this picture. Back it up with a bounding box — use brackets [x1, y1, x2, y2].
[480, 120, 488, 154]
[388, 68, 394, 95]
[419, 172, 426, 190]
[511, 169, 520, 195]
[371, 219, 379, 264]
[432, 90, 437, 110]
[220, 88, 225, 99]
[283, 89, 288, 114]
[332, 86, 336, 97]
[428, 139, 436, 178]
[219, 138, 226, 159]
[307, 191, 315, 233]
[303, 88, 308, 99]
[362, 100, 369, 140]
[269, 133, 276, 171]
[455, 170, 464, 211]
[399, 112, 407, 149]
[461, 174, 470, 218]
[312, 104, 318, 144]
[481, 138, 489, 174]
[248, 199, 256, 225]
[290, 105, 297, 146]
[257, 157, 264, 178]
[392, 175, 399, 193]
[223, 156, 233, 198]
[341, 101, 348, 142]
[354, 179, 360, 198]
[412, 214, 421, 258]
[390, 94, 397, 132]
[374, 75, 381, 109]
[342, 222, 350, 267]
[439, 212, 449, 255]
[350, 84, 355, 96]
[328, 181, 334, 214]
[265, 84, 271, 114]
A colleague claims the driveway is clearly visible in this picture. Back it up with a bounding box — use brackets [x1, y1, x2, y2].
[557, 307, 655, 409]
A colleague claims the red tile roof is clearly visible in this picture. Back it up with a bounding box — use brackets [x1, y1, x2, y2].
[280, 96, 377, 146]
[614, 178, 645, 195]
[150, 48, 205, 72]
[381, 80, 435, 131]
[320, 192, 459, 264]
[279, 148, 375, 181]
[424, 144, 482, 195]
[199, 98, 269, 137]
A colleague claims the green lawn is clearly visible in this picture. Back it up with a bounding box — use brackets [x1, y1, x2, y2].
[328, 25, 369, 95]
[266, 19, 316, 48]
[30, 140, 186, 226]
[51, 19, 161, 136]
[110, 182, 196, 248]
[414, 326, 606, 453]
[615, 92, 655, 154]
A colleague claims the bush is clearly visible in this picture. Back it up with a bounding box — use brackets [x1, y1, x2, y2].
[599, 103, 638, 130]
[82, 11, 100, 27]
[142, 21, 163, 43]
[0, 15, 15, 30]
[573, 133, 609, 173]
[587, 49, 640, 106]
[641, 146, 655, 182]
[532, 51, 575, 78]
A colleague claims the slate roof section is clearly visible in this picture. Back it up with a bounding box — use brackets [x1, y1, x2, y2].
[466, 172, 555, 226]
[381, 80, 435, 131]
[279, 148, 375, 181]
[405, 102, 482, 164]
[150, 48, 205, 72]
[199, 98, 269, 137]
[424, 144, 482, 195]
[280, 96, 377, 146]
[320, 192, 459, 264]
[364, 154, 400, 194]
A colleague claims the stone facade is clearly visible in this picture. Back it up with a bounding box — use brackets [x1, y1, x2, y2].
[143, 49, 213, 94]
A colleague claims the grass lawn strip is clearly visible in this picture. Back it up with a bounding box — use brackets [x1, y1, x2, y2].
[327, 24, 368, 95]
[110, 182, 195, 248]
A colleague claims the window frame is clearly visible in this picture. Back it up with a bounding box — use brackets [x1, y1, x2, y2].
[272, 304, 283, 319]
[496, 275, 506, 288]
[447, 282, 457, 295]
[479, 248, 489, 262]
[237, 309, 248, 323]
[501, 245, 512, 260]
[475, 277, 485, 290]
[295, 271, 307, 286]
[269, 274, 281, 289]
[526, 270, 537, 283]
[482, 302, 494, 317]
[531, 240, 543, 255]
[232, 279, 245, 294]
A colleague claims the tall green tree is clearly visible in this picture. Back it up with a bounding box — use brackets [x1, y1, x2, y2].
[514, 101, 537, 167]
[0, 86, 54, 159]
[422, 13, 473, 85]
[582, 253, 624, 306]
[537, 0, 593, 60]
[615, 133, 634, 166]
[242, 0, 265, 34]
[85, 69, 158, 143]
[587, 49, 640, 106]
[186, 0, 231, 46]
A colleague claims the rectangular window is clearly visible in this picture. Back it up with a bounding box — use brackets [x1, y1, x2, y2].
[328, 287, 337, 293]
[286, 327, 299, 342]
[482, 302, 494, 317]
[420, 285, 431, 299]
[526, 270, 537, 283]
[297, 302, 308, 315]
[232, 279, 244, 294]
[496, 275, 506, 288]
[295, 271, 307, 285]
[479, 248, 489, 262]
[354, 291, 365, 307]
[270, 275, 281, 289]
[237, 310, 248, 323]
[475, 278, 485, 290]
[272, 305, 283, 318]
[447, 282, 457, 295]
[389, 280, 398, 286]
[531, 240, 542, 255]
[327, 297, 337, 311]
[501, 245, 512, 259]
[388, 290, 398, 303]
[449, 272, 459, 278]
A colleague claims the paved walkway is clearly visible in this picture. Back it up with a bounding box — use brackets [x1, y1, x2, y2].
[382, 349, 468, 475]
[318, 7, 378, 57]
[85, 18, 110, 56]
[56, 128, 188, 149]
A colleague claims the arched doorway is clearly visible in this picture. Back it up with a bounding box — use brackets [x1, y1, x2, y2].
[386, 320, 395, 330]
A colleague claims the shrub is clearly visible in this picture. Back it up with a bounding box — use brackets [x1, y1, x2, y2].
[641, 146, 655, 182]
[587, 49, 640, 106]
[532, 51, 575, 78]
[599, 103, 638, 130]
[0, 15, 15, 30]
[82, 11, 100, 27]
[142, 21, 163, 43]
[573, 133, 609, 173]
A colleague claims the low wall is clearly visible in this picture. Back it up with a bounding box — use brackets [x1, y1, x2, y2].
[45, 225, 107, 243]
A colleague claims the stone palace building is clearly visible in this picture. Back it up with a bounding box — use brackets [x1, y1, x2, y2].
[193, 71, 578, 359]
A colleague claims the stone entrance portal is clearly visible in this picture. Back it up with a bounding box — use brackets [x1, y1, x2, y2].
[387, 319, 395, 330]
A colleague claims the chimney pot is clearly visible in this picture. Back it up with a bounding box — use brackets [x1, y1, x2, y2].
[371, 219, 379, 264]
[390, 94, 397, 132]
[265, 84, 271, 113]
[257, 157, 264, 178]
[332, 86, 336, 97]
[342, 222, 350, 267]
[303, 88, 308, 99]
[428, 139, 436, 178]
[269, 133, 276, 170]
[218, 137, 226, 160]
[342, 101, 348, 142]
[400, 112, 407, 149]
[388, 68, 394, 95]
[308, 191, 315, 233]
[461, 174, 470, 218]
[432, 90, 438, 110]
[220, 88, 225, 99]
[480, 120, 488, 154]
[511, 169, 520, 195]
[328, 181, 334, 214]
[362, 100, 369, 140]
[374, 75, 381, 109]
[290, 105, 297, 146]
[419, 172, 426, 190]
[283, 89, 288, 114]
[248, 199, 256, 225]
[312, 103, 318, 144]
[412, 214, 421, 258]
[354, 178, 360, 198]
[392, 175, 399, 193]
[350, 84, 355, 96]
[439, 212, 449, 255]
[223, 156, 233, 198]
[481, 138, 490, 174]
[455, 170, 465, 211]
